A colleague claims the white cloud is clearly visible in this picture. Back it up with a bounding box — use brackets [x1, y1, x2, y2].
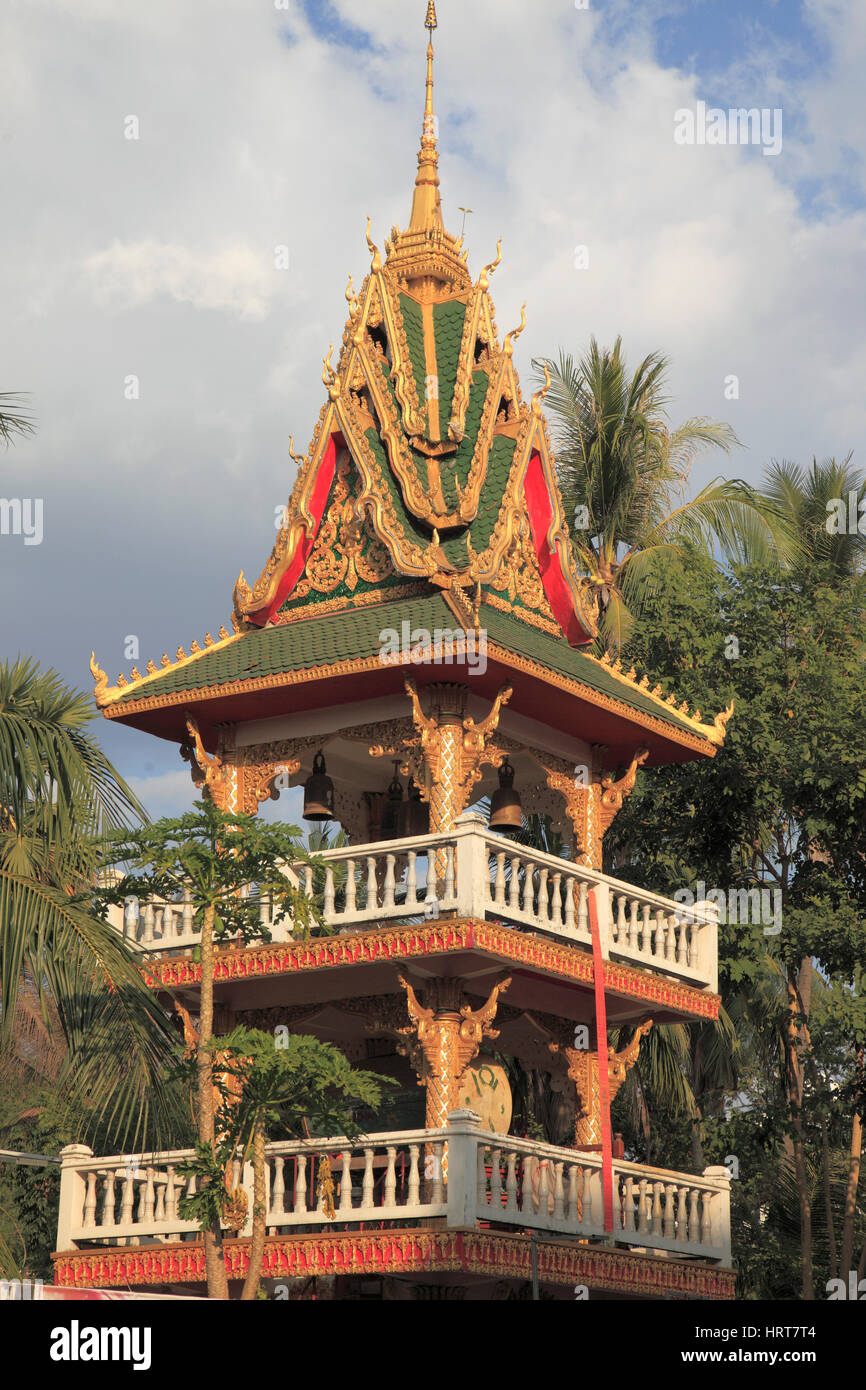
[0, 0, 863, 794]
[84, 241, 277, 320]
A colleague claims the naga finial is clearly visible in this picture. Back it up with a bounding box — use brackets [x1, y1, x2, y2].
[531, 360, 552, 416]
[365, 217, 382, 271]
[503, 303, 527, 357]
[479, 238, 503, 291]
[90, 652, 109, 705]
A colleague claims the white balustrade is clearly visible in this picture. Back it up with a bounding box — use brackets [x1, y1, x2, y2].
[110, 817, 717, 991]
[57, 1125, 731, 1267]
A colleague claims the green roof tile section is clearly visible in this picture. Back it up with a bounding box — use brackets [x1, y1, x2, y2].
[397, 295, 428, 413]
[110, 595, 456, 705]
[432, 298, 467, 425]
[479, 604, 700, 735]
[109, 588, 704, 744]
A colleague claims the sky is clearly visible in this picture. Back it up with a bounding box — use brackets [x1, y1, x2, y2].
[1, 0, 864, 819]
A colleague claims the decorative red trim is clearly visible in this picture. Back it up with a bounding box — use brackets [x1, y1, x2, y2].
[248, 434, 340, 626]
[524, 450, 591, 647]
[145, 919, 720, 1021]
[589, 892, 614, 1231]
[52, 1229, 735, 1300]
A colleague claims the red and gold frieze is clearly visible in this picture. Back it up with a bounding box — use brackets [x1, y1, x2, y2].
[52, 1229, 734, 1300]
[146, 919, 720, 1021]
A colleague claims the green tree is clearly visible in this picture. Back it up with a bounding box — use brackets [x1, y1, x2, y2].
[191, 1027, 390, 1300]
[99, 800, 321, 1300]
[608, 548, 866, 1298]
[762, 455, 865, 581]
[534, 339, 791, 647]
[0, 659, 181, 1153]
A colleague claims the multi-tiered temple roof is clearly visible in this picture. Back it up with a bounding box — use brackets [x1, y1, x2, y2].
[89, 4, 731, 770]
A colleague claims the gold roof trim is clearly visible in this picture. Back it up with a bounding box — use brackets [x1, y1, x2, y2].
[91, 625, 245, 710]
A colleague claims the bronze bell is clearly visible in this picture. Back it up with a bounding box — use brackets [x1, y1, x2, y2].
[488, 758, 523, 834]
[302, 751, 335, 821]
[402, 779, 430, 838]
[381, 763, 404, 838]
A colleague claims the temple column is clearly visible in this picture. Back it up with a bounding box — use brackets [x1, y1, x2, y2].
[397, 974, 510, 1176]
[555, 1019, 652, 1149]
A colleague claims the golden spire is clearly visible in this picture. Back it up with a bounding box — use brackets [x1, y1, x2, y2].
[409, 2, 443, 232]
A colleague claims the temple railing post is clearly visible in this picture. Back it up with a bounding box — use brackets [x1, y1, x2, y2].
[445, 1109, 481, 1228]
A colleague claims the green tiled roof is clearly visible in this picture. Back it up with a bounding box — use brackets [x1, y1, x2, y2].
[432, 298, 467, 425]
[479, 604, 698, 735]
[398, 295, 428, 409]
[109, 595, 456, 706]
[107, 589, 705, 744]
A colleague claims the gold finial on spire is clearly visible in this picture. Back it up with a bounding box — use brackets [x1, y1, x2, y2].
[409, 1, 443, 232]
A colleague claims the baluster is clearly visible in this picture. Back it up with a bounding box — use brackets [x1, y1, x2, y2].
[339, 1150, 353, 1213]
[362, 857, 376, 911]
[659, 1181, 674, 1239]
[685, 920, 694, 968]
[667, 917, 681, 961]
[361, 1149, 375, 1211]
[181, 887, 194, 937]
[477, 1146, 489, 1207]
[493, 852, 506, 906]
[82, 1171, 97, 1228]
[120, 1172, 135, 1228]
[627, 899, 639, 950]
[688, 1187, 700, 1245]
[640, 903, 652, 953]
[405, 854, 417, 908]
[294, 1156, 308, 1214]
[566, 1163, 580, 1223]
[407, 1146, 420, 1208]
[142, 1168, 155, 1223]
[232, 1158, 242, 1194]
[425, 857, 438, 909]
[676, 1185, 688, 1242]
[165, 1167, 177, 1222]
[622, 1176, 635, 1232]
[380, 856, 395, 910]
[505, 1152, 518, 1215]
[550, 872, 562, 927]
[636, 1178, 649, 1234]
[384, 1146, 397, 1207]
[508, 857, 521, 911]
[101, 1171, 116, 1228]
[344, 860, 357, 915]
[574, 880, 586, 935]
[537, 867, 549, 923]
[430, 1143, 445, 1204]
[700, 1190, 713, 1246]
[141, 904, 154, 946]
[154, 1176, 166, 1222]
[520, 862, 534, 915]
[323, 867, 335, 916]
[651, 1181, 663, 1236]
[303, 865, 314, 898]
[123, 899, 137, 942]
[272, 1157, 285, 1216]
[537, 1160, 550, 1216]
[552, 1161, 565, 1220]
[653, 910, 666, 958]
[615, 895, 627, 945]
[444, 845, 455, 902]
[676, 919, 688, 966]
[259, 891, 271, 932]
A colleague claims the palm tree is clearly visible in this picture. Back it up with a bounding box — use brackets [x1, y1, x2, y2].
[762, 455, 865, 580]
[0, 393, 34, 446]
[534, 339, 791, 647]
[0, 658, 181, 1150]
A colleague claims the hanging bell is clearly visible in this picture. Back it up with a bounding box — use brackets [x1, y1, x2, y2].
[381, 762, 405, 838]
[303, 751, 335, 821]
[488, 758, 523, 834]
[401, 778, 430, 838]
